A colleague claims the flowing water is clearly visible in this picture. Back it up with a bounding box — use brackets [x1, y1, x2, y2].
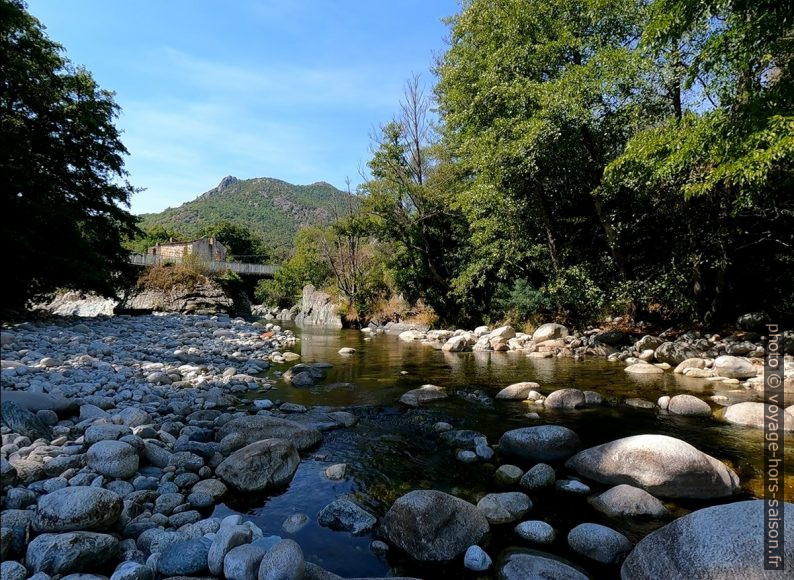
[214, 324, 793, 579]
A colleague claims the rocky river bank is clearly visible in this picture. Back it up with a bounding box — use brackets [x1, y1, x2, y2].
[1, 313, 793, 579]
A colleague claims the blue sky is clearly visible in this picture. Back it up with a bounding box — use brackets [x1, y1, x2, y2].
[28, 0, 458, 214]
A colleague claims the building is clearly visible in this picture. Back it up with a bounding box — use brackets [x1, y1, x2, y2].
[149, 237, 227, 262]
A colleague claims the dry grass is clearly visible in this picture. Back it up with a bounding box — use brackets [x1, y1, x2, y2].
[137, 254, 209, 293]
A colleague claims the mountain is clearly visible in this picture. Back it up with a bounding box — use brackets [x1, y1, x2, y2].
[137, 176, 351, 249]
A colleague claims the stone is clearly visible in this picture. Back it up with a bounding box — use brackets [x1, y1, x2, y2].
[657, 395, 670, 410]
[625, 363, 664, 375]
[568, 523, 632, 564]
[622, 500, 794, 579]
[589, 484, 668, 518]
[338, 347, 355, 355]
[1, 401, 51, 440]
[565, 434, 739, 498]
[495, 382, 540, 400]
[654, 342, 701, 365]
[555, 479, 590, 494]
[294, 284, 342, 328]
[34, 486, 123, 532]
[117, 407, 151, 428]
[398, 384, 448, 407]
[1, 509, 32, 556]
[0, 561, 27, 580]
[442, 335, 474, 352]
[383, 490, 489, 561]
[439, 429, 485, 449]
[85, 424, 132, 444]
[26, 532, 119, 575]
[532, 323, 569, 342]
[257, 539, 304, 580]
[543, 388, 586, 409]
[86, 440, 139, 479]
[519, 463, 556, 490]
[281, 513, 309, 534]
[713, 355, 757, 379]
[0, 390, 75, 415]
[673, 358, 705, 373]
[216, 439, 300, 492]
[217, 416, 322, 451]
[317, 499, 376, 535]
[208, 525, 253, 576]
[1, 457, 18, 488]
[722, 402, 794, 431]
[476, 492, 532, 524]
[110, 562, 154, 580]
[157, 538, 210, 576]
[499, 551, 587, 580]
[224, 544, 267, 580]
[464, 545, 492, 572]
[499, 426, 581, 462]
[191, 478, 228, 500]
[324, 463, 346, 480]
[667, 394, 712, 417]
[515, 520, 556, 544]
[494, 464, 523, 486]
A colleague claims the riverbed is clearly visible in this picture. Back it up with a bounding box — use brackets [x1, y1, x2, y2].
[217, 323, 792, 579]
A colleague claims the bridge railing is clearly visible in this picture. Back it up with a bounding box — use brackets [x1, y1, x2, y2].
[128, 253, 276, 276]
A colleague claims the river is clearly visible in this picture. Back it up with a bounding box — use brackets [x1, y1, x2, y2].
[212, 323, 792, 578]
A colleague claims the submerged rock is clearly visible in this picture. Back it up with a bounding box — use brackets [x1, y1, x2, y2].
[622, 500, 794, 579]
[495, 382, 540, 400]
[565, 434, 739, 498]
[499, 425, 581, 462]
[383, 490, 489, 561]
[399, 384, 448, 407]
[317, 499, 376, 535]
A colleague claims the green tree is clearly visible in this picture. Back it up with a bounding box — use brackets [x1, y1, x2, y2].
[125, 225, 184, 254]
[0, 0, 139, 308]
[201, 221, 272, 264]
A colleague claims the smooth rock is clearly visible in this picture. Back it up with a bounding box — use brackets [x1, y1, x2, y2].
[317, 499, 376, 535]
[216, 439, 300, 492]
[217, 416, 322, 451]
[224, 544, 267, 580]
[589, 484, 668, 518]
[667, 394, 712, 417]
[567, 523, 632, 563]
[532, 323, 569, 342]
[34, 486, 123, 532]
[499, 426, 581, 462]
[499, 551, 587, 580]
[494, 464, 523, 486]
[519, 463, 556, 490]
[156, 538, 210, 576]
[514, 521, 556, 544]
[383, 490, 489, 561]
[208, 525, 253, 576]
[476, 492, 532, 524]
[257, 539, 304, 580]
[86, 440, 139, 479]
[565, 434, 739, 498]
[399, 384, 448, 407]
[543, 388, 586, 409]
[722, 401, 794, 431]
[495, 382, 540, 400]
[26, 532, 119, 575]
[622, 500, 794, 579]
[463, 545, 491, 572]
[713, 355, 757, 379]
[109, 562, 154, 580]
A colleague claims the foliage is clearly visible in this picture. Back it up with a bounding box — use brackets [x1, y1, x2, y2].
[138, 176, 355, 253]
[201, 221, 272, 263]
[0, 0, 139, 309]
[124, 225, 184, 254]
[136, 253, 209, 293]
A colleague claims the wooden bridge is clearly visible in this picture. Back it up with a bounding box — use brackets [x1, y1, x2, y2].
[128, 253, 276, 277]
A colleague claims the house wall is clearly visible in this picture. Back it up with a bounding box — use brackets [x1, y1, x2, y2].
[149, 238, 227, 262]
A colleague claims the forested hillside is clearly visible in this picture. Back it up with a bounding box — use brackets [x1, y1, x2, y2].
[138, 176, 351, 251]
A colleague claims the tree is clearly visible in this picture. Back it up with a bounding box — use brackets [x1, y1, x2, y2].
[201, 221, 272, 264]
[362, 76, 473, 323]
[0, 0, 139, 309]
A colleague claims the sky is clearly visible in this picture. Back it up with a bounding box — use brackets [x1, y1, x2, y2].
[27, 0, 459, 215]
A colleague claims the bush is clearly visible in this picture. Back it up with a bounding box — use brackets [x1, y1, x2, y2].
[137, 253, 209, 292]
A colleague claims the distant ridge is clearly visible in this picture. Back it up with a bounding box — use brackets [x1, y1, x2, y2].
[138, 176, 351, 248]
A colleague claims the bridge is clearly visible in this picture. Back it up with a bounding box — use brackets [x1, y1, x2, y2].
[128, 253, 276, 277]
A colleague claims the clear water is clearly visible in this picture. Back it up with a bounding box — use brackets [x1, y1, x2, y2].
[213, 324, 793, 579]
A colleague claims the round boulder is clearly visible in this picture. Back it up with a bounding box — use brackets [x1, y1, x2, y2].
[34, 486, 122, 532]
[499, 426, 581, 463]
[399, 384, 448, 407]
[86, 440, 139, 479]
[568, 523, 632, 564]
[543, 388, 586, 409]
[622, 500, 794, 579]
[713, 355, 758, 379]
[26, 532, 119, 575]
[495, 382, 540, 400]
[476, 492, 532, 524]
[565, 434, 739, 498]
[722, 402, 794, 432]
[667, 394, 712, 417]
[216, 438, 299, 492]
[383, 490, 489, 561]
[532, 323, 569, 342]
[588, 484, 668, 518]
[499, 551, 588, 580]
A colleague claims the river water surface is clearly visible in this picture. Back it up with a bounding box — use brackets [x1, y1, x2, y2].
[213, 324, 792, 579]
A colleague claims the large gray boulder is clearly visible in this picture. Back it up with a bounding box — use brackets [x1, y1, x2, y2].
[0, 390, 76, 415]
[544, 388, 587, 409]
[499, 551, 588, 580]
[34, 486, 123, 532]
[217, 415, 322, 451]
[722, 402, 794, 431]
[713, 355, 758, 379]
[532, 323, 569, 343]
[258, 539, 304, 580]
[565, 434, 739, 498]
[654, 342, 702, 365]
[0, 401, 51, 440]
[216, 438, 300, 492]
[26, 532, 119, 575]
[86, 440, 139, 479]
[622, 500, 794, 579]
[383, 490, 489, 561]
[499, 426, 581, 462]
[156, 538, 210, 576]
[294, 284, 342, 328]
